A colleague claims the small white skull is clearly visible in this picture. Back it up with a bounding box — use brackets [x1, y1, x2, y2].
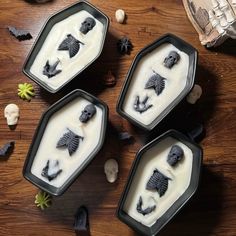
[186, 84, 202, 104]
[104, 159, 118, 183]
[4, 104, 20, 126]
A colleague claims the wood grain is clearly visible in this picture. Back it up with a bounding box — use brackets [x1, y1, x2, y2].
[0, 0, 236, 235]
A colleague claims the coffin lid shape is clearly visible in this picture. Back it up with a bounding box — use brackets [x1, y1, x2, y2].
[117, 129, 202, 236]
[116, 33, 198, 131]
[23, 0, 109, 93]
[23, 89, 108, 196]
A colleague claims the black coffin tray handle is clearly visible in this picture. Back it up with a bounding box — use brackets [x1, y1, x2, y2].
[117, 129, 203, 236]
[116, 34, 198, 131]
[23, 89, 108, 196]
[23, 0, 109, 93]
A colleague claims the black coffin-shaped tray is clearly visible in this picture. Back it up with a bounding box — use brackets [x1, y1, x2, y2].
[23, 89, 108, 196]
[23, 0, 109, 93]
[116, 34, 198, 131]
[117, 130, 202, 236]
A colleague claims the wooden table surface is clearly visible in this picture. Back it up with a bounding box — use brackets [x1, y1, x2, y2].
[0, 0, 236, 235]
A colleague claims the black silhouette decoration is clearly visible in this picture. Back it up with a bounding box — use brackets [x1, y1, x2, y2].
[146, 169, 171, 197]
[133, 95, 153, 113]
[145, 70, 166, 96]
[56, 128, 84, 156]
[136, 196, 156, 216]
[58, 34, 84, 58]
[43, 59, 62, 78]
[41, 160, 62, 181]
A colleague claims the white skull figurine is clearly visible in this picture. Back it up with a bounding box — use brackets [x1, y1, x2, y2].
[4, 104, 20, 126]
[186, 84, 202, 104]
[104, 159, 118, 183]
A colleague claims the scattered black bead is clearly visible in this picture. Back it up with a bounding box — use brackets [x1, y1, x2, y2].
[117, 37, 133, 54]
[136, 196, 156, 216]
[146, 169, 171, 197]
[80, 17, 96, 34]
[58, 34, 84, 58]
[8, 26, 32, 41]
[133, 95, 153, 113]
[79, 104, 97, 123]
[43, 59, 62, 78]
[167, 145, 184, 166]
[41, 160, 62, 181]
[164, 51, 180, 69]
[56, 128, 84, 156]
[74, 206, 90, 236]
[0, 141, 15, 157]
[145, 70, 166, 96]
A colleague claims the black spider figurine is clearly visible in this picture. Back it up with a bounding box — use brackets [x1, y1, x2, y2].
[43, 59, 62, 78]
[117, 37, 133, 54]
[133, 95, 153, 113]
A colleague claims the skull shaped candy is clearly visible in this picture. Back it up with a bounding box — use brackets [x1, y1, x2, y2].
[80, 17, 96, 34]
[104, 159, 118, 183]
[79, 104, 96, 123]
[4, 104, 20, 126]
[167, 145, 184, 166]
[186, 84, 202, 104]
[164, 51, 180, 69]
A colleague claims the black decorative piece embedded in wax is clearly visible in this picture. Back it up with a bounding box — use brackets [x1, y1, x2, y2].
[56, 128, 84, 156]
[117, 37, 133, 54]
[146, 169, 171, 197]
[23, 89, 108, 196]
[116, 34, 198, 131]
[164, 51, 180, 69]
[79, 104, 97, 123]
[8, 26, 32, 41]
[133, 96, 153, 113]
[23, 1, 109, 93]
[58, 34, 84, 58]
[136, 196, 156, 216]
[117, 130, 202, 236]
[41, 160, 62, 181]
[145, 70, 166, 96]
[43, 59, 62, 78]
[80, 17, 96, 34]
[167, 145, 184, 166]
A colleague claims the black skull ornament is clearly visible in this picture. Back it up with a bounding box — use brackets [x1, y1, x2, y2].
[167, 145, 184, 166]
[79, 104, 97, 123]
[164, 51, 180, 69]
[80, 17, 96, 34]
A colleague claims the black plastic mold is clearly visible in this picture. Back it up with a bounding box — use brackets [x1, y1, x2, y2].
[23, 89, 108, 196]
[116, 34, 198, 131]
[23, 0, 109, 93]
[117, 129, 202, 236]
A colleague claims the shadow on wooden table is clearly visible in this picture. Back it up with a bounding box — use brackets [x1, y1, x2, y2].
[158, 165, 225, 236]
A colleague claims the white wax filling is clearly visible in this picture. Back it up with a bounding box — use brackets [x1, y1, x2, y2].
[123, 137, 193, 227]
[122, 43, 189, 126]
[30, 97, 103, 188]
[30, 10, 105, 90]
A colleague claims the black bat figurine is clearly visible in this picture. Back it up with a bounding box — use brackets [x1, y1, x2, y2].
[0, 141, 15, 157]
[8, 26, 32, 41]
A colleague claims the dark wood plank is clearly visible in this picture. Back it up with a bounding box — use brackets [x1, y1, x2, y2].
[0, 0, 236, 235]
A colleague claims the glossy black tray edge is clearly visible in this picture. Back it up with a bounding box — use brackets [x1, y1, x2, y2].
[23, 89, 109, 196]
[116, 33, 198, 131]
[22, 0, 109, 93]
[117, 129, 203, 236]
